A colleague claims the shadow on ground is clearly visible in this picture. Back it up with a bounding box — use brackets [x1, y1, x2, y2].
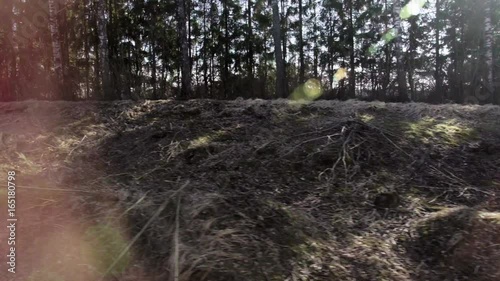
[0, 99, 499, 280]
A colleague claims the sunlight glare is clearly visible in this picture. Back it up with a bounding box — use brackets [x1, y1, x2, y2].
[83, 224, 131, 276]
[290, 78, 323, 101]
[334, 68, 348, 82]
[368, 29, 397, 55]
[400, 0, 427, 19]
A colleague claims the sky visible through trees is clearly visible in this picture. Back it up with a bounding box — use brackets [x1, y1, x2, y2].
[0, 0, 498, 104]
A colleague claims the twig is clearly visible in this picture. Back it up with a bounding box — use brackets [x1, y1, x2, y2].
[66, 135, 88, 160]
[280, 134, 341, 158]
[17, 185, 101, 194]
[98, 180, 190, 281]
[173, 191, 182, 281]
[118, 191, 150, 219]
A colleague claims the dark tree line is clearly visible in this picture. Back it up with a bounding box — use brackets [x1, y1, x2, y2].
[0, 0, 498, 104]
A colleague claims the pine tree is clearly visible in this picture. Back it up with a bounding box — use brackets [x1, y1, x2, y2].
[392, 0, 408, 102]
[177, 0, 192, 98]
[97, 0, 113, 99]
[48, 0, 64, 99]
[271, 0, 286, 98]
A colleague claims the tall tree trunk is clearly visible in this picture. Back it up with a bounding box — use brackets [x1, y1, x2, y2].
[48, 0, 64, 99]
[223, 0, 230, 98]
[271, 0, 285, 98]
[348, 0, 355, 99]
[7, 0, 18, 100]
[458, 16, 465, 103]
[449, 25, 458, 102]
[247, 0, 254, 81]
[97, 0, 112, 99]
[262, 32, 269, 98]
[160, 61, 166, 97]
[280, 0, 288, 95]
[298, 0, 305, 83]
[484, 0, 495, 103]
[393, 0, 408, 102]
[313, 43, 318, 78]
[150, 6, 158, 99]
[177, 0, 192, 98]
[380, 0, 390, 101]
[188, 0, 192, 61]
[202, 0, 209, 96]
[84, 0, 91, 99]
[60, 6, 71, 99]
[408, 16, 417, 101]
[151, 44, 157, 99]
[208, 0, 216, 98]
[210, 48, 214, 97]
[134, 39, 143, 98]
[327, 10, 334, 91]
[450, 6, 465, 103]
[434, 0, 442, 102]
[311, 2, 319, 78]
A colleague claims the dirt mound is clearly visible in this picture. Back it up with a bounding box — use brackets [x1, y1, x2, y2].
[409, 207, 500, 280]
[0, 99, 499, 281]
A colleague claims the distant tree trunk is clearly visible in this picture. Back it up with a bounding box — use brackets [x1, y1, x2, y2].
[280, 0, 288, 95]
[312, 5, 319, 78]
[208, 0, 216, 97]
[209, 52, 214, 97]
[380, 0, 390, 101]
[484, 0, 495, 103]
[247, 0, 254, 82]
[451, 9, 466, 103]
[48, 0, 64, 99]
[313, 42, 319, 78]
[7, 0, 18, 100]
[298, 0, 305, 84]
[150, 9, 158, 99]
[370, 63, 376, 98]
[84, 0, 91, 99]
[151, 44, 158, 99]
[177, 0, 192, 98]
[393, 0, 408, 102]
[60, 7, 72, 100]
[160, 61, 166, 97]
[434, 0, 442, 103]
[408, 16, 417, 101]
[271, 0, 286, 98]
[97, 0, 112, 99]
[223, 0, 230, 98]
[262, 32, 269, 98]
[188, 0, 192, 62]
[134, 39, 143, 98]
[202, 0, 209, 96]
[348, 0, 355, 99]
[458, 17, 466, 103]
[327, 11, 335, 92]
[449, 25, 458, 103]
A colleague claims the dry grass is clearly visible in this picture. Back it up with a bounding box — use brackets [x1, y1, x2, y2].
[0, 99, 499, 281]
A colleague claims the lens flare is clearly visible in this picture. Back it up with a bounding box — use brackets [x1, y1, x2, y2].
[400, 0, 427, 19]
[334, 68, 348, 82]
[368, 29, 398, 55]
[291, 78, 323, 101]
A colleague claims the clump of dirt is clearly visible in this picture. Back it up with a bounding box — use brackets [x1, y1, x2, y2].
[0, 99, 499, 281]
[408, 207, 500, 281]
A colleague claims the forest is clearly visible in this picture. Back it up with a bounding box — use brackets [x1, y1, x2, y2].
[0, 0, 498, 103]
[1, 1, 500, 280]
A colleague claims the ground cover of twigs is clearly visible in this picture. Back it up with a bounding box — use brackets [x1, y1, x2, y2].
[0, 99, 499, 281]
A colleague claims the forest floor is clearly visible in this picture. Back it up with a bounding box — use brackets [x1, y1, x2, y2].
[0, 99, 499, 281]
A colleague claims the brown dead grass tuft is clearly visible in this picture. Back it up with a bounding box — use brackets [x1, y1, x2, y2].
[1, 100, 499, 280]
